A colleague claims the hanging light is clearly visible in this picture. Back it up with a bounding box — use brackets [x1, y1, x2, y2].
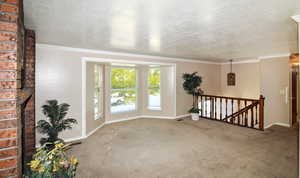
[227, 59, 236, 86]
[290, 53, 299, 67]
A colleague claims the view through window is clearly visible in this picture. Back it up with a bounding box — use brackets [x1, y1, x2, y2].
[148, 68, 161, 110]
[111, 67, 137, 113]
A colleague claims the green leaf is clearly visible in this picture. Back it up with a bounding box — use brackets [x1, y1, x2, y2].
[38, 100, 77, 145]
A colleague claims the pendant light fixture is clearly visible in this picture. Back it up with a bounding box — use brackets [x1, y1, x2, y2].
[227, 59, 236, 86]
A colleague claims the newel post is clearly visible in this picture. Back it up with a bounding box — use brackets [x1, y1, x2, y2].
[259, 95, 265, 130]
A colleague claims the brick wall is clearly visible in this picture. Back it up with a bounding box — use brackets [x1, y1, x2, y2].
[0, 0, 35, 177]
[0, 0, 22, 176]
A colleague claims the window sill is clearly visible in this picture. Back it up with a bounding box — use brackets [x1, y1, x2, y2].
[148, 107, 162, 111]
[94, 114, 103, 120]
[111, 110, 137, 115]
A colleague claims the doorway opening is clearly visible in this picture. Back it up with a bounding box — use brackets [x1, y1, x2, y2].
[290, 53, 299, 127]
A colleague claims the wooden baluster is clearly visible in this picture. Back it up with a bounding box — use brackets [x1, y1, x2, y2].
[243, 112, 246, 126]
[244, 100, 248, 127]
[255, 104, 258, 125]
[259, 95, 265, 130]
[204, 96, 207, 117]
[220, 98, 222, 120]
[200, 96, 202, 117]
[251, 101, 254, 128]
[231, 99, 234, 124]
[209, 97, 211, 118]
[207, 97, 209, 118]
[209, 98, 214, 119]
[215, 97, 217, 119]
[225, 98, 228, 120]
[209, 97, 212, 118]
[211, 97, 214, 119]
[238, 100, 241, 125]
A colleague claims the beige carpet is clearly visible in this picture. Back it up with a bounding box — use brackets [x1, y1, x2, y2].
[69, 118, 298, 178]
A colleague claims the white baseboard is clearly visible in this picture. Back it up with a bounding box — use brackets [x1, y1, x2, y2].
[65, 136, 86, 143]
[140, 115, 176, 119]
[36, 114, 191, 148]
[174, 114, 191, 119]
[105, 116, 140, 124]
[134, 114, 191, 120]
[264, 122, 290, 129]
[85, 122, 105, 138]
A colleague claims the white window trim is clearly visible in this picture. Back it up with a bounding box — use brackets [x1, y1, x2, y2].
[110, 66, 138, 114]
[94, 64, 104, 120]
[147, 67, 162, 111]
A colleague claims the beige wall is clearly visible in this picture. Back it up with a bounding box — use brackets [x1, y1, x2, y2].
[220, 63, 260, 99]
[36, 45, 221, 141]
[36, 44, 291, 142]
[260, 57, 290, 127]
[220, 59, 290, 127]
[176, 62, 221, 116]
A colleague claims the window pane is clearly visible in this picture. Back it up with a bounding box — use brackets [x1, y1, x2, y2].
[148, 88, 160, 108]
[148, 68, 161, 109]
[111, 68, 137, 113]
[111, 89, 136, 113]
[148, 68, 160, 87]
[111, 68, 136, 89]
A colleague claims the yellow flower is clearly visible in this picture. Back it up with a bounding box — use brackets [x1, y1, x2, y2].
[38, 165, 45, 173]
[70, 156, 78, 165]
[29, 159, 40, 170]
[55, 143, 64, 149]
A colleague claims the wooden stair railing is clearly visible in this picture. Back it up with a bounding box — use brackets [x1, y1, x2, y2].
[199, 95, 265, 130]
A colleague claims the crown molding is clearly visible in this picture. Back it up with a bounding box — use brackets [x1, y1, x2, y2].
[36, 43, 291, 65]
[291, 15, 300, 23]
[36, 43, 219, 65]
[221, 59, 260, 65]
[258, 53, 290, 60]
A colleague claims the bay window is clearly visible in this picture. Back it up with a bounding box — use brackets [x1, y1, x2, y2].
[111, 67, 137, 113]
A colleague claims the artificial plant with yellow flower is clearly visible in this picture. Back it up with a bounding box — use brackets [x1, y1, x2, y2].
[25, 141, 78, 178]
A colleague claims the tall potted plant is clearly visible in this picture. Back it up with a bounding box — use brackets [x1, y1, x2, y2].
[37, 100, 77, 146]
[182, 72, 203, 120]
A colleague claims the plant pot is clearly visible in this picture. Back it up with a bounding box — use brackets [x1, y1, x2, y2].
[191, 113, 199, 121]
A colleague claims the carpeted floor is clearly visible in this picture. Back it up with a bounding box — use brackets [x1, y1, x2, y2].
[69, 118, 298, 178]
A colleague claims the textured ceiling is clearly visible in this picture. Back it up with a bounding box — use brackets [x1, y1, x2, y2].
[24, 0, 299, 62]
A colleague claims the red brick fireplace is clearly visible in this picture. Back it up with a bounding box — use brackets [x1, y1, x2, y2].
[0, 0, 36, 177]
